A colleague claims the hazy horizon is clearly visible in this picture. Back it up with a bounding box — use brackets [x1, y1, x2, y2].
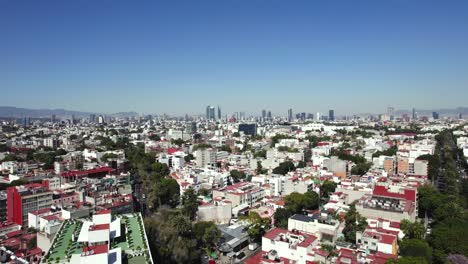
[2, 0, 468, 115]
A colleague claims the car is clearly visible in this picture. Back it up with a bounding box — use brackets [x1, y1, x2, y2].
[234, 252, 246, 263]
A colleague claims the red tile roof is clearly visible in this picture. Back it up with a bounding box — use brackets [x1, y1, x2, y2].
[89, 224, 110, 231]
[82, 244, 108, 256]
[61, 167, 113, 177]
[372, 185, 416, 202]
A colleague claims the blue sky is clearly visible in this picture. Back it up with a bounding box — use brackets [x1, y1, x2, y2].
[1, 0, 468, 116]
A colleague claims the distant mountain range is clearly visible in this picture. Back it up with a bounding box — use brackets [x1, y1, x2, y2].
[0, 105, 467, 119]
[0, 106, 139, 119]
[395, 107, 468, 117]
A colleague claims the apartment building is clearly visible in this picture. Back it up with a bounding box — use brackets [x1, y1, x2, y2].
[7, 181, 53, 226]
[212, 181, 264, 207]
[356, 185, 417, 221]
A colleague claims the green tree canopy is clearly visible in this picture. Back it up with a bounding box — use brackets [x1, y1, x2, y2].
[400, 239, 432, 263]
[273, 161, 296, 175]
[284, 191, 319, 214]
[321, 181, 337, 198]
[181, 188, 198, 220]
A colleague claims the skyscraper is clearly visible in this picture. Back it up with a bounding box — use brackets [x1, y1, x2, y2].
[262, 110, 267, 119]
[432, 112, 439, 120]
[387, 107, 395, 120]
[329, 109, 335, 121]
[412, 108, 417, 120]
[287, 108, 293, 122]
[217, 106, 221, 120]
[206, 106, 215, 120]
[267, 111, 272, 120]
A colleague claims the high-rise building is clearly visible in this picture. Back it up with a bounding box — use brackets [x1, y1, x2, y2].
[22, 117, 30, 127]
[432, 112, 439, 120]
[89, 114, 96, 123]
[239, 112, 246, 121]
[217, 106, 222, 120]
[307, 113, 314, 120]
[387, 107, 395, 120]
[329, 109, 335, 121]
[267, 111, 272, 120]
[412, 108, 417, 120]
[238, 123, 257, 136]
[262, 110, 267, 119]
[300, 112, 306, 121]
[7, 181, 53, 226]
[186, 122, 197, 134]
[287, 108, 293, 122]
[51, 114, 56, 123]
[206, 106, 216, 120]
[316, 112, 321, 121]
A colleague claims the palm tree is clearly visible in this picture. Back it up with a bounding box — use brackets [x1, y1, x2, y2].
[401, 219, 425, 239]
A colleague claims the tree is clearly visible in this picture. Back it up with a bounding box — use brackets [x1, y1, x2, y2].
[273, 161, 296, 175]
[254, 150, 267, 158]
[284, 191, 319, 214]
[27, 236, 37, 249]
[240, 212, 271, 242]
[181, 188, 198, 220]
[433, 201, 464, 222]
[148, 134, 161, 141]
[417, 184, 444, 218]
[192, 143, 212, 151]
[232, 132, 240, 137]
[230, 170, 246, 183]
[33, 151, 57, 169]
[144, 210, 200, 264]
[184, 154, 194, 162]
[350, 162, 371, 175]
[400, 220, 425, 239]
[270, 134, 293, 147]
[296, 161, 307, 168]
[386, 257, 429, 264]
[400, 239, 432, 262]
[321, 181, 337, 198]
[193, 221, 221, 250]
[0, 144, 9, 152]
[198, 188, 210, 197]
[256, 161, 267, 175]
[273, 208, 292, 229]
[101, 153, 118, 162]
[171, 138, 185, 146]
[343, 204, 367, 242]
[149, 178, 180, 209]
[429, 217, 468, 262]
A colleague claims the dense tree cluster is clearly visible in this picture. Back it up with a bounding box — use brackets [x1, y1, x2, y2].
[274, 191, 320, 228]
[415, 130, 468, 263]
[229, 169, 246, 183]
[331, 148, 371, 175]
[240, 212, 271, 242]
[342, 204, 367, 242]
[270, 134, 293, 147]
[321, 181, 337, 198]
[273, 161, 296, 175]
[144, 210, 201, 264]
[372, 145, 398, 158]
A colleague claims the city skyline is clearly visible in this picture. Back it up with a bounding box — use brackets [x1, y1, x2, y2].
[2, 0, 468, 114]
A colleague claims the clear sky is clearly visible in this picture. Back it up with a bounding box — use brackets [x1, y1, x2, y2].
[1, 0, 468, 116]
